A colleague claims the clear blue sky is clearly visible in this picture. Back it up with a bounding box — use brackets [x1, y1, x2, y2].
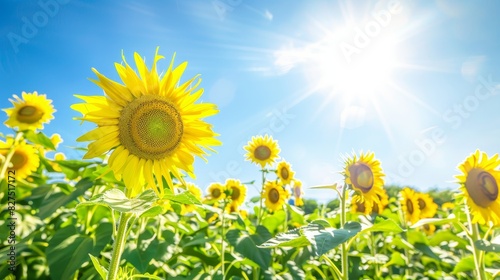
[1, 0, 500, 203]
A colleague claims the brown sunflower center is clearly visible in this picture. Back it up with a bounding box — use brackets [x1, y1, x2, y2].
[407, 199, 414, 214]
[280, 167, 289, 180]
[269, 188, 280, 203]
[212, 188, 221, 199]
[254, 145, 271, 161]
[231, 186, 240, 200]
[418, 198, 426, 210]
[349, 163, 374, 193]
[10, 151, 28, 170]
[356, 201, 366, 213]
[17, 105, 44, 124]
[119, 95, 183, 160]
[465, 168, 498, 208]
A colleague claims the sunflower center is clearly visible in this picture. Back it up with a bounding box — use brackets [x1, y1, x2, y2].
[465, 168, 498, 208]
[212, 188, 221, 199]
[17, 105, 44, 124]
[254, 145, 271, 161]
[356, 201, 366, 213]
[293, 186, 302, 197]
[418, 198, 426, 210]
[269, 188, 280, 203]
[10, 151, 27, 170]
[119, 95, 183, 160]
[231, 186, 240, 200]
[407, 199, 414, 214]
[349, 163, 374, 193]
[280, 167, 289, 180]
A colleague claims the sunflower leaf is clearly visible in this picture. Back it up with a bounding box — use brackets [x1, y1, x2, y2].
[475, 240, 500, 253]
[24, 130, 56, 150]
[77, 189, 158, 215]
[410, 215, 457, 228]
[163, 190, 202, 205]
[360, 218, 404, 234]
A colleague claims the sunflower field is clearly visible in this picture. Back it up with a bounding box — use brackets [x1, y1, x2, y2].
[1, 50, 500, 280]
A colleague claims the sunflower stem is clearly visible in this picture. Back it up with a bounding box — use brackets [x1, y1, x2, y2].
[221, 200, 227, 280]
[0, 132, 23, 181]
[107, 212, 133, 280]
[257, 169, 266, 225]
[340, 183, 348, 280]
[465, 204, 487, 280]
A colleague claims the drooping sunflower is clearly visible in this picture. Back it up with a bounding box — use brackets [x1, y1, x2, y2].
[244, 135, 280, 168]
[262, 181, 286, 212]
[72, 49, 220, 197]
[343, 151, 385, 211]
[351, 195, 371, 214]
[181, 182, 203, 214]
[400, 188, 421, 225]
[416, 192, 438, 219]
[3, 91, 55, 131]
[276, 160, 295, 185]
[292, 180, 304, 206]
[225, 179, 247, 207]
[207, 182, 225, 201]
[455, 150, 500, 225]
[0, 139, 40, 180]
[372, 189, 389, 215]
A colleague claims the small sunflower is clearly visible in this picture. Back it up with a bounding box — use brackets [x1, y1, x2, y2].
[50, 152, 66, 172]
[207, 182, 225, 201]
[181, 183, 203, 214]
[3, 91, 55, 131]
[372, 190, 389, 215]
[225, 179, 247, 207]
[343, 151, 385, 211]
[72, 49, 220, 197]
[456, 150, 500, 225]
[442, 202, 455, 211]
[50, 133, 63, 149]
[276, 161, 295, 185]
[244, 135, 280, 168]
[292, 180, 304, 206]
[400, 188, 421, 225]
[351, 195, 371, 214]
[0, 139, 40, 180]
[416, 192, 438, 219]
[422, 224, 436, 235]
[262, 181, 286, 212]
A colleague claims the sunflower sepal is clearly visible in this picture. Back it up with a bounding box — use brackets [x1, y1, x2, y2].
[76, 188, 158, 216]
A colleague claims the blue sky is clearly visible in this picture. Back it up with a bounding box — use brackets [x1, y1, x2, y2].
[1, 0, 500, 203]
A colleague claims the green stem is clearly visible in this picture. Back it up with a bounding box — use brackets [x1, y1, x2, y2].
[257, 169, 266, 225]
[465, 206, 487, 280]
[107, 212, 133, 280]
[0, 132, 23, 181]
[221, 201, 227, 280]
[321, 255, 342, 279]
[371, 233, 380, 278]
[340, 184, 348, 280]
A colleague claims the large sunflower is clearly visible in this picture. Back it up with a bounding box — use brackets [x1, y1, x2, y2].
[343, 151, 385, 211]
[3, 91, 55, 131]
[0, 139, 40, 180]
[455, 150, 500, 225]
[206, 182, 225, 201]
[400, 188, 421, 225]
[244, 135, 280, 168]
[225, 179, 247, 207]
[262, 181, 286, 212]
[416, 192, 438, 219]
[72, 49, 220, 197]
[276, 160, 295, 185]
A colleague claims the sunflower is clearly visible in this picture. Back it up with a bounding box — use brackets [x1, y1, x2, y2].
[372, 190, 389, 215]
[207, 182, 225, 201]
[343, 151, 385, 211]
[0, 139, 40, 180]
[400, 188, 421, 225]
[72, 49, 220, 197]
[351, 195, 370, 214]
[455, 150, 500, 225]
[180, 183, 203, 214]
[276, 161, 295, 185]
[50, 133, 63, 149]
[416, 192, 438, 219]
[422, 224, 436, 235]
[50, 152, 66, 172]
[442, 202, 455, 211]
[292, 180, 304, 206]
[3, 91, 55, 131]
[262, 181, 286, 212]
[244, 135, 280, 168]
[225, 179, 247, 207]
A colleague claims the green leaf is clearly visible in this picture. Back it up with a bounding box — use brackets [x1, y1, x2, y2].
[383, 251, 406, 267]
[250, 196, 260, 203]
[163, 190, 201, 205]
[428, 230, 468, 249]
[38, 177, 93, 219]
[407, 230, 429, 245]
[452, 255, 475, 274]
[258, 227, 311, 249]
[410, 216, 457, 228]
[24, 130, 55, 150]
[309, 184, 339, 190]
[360, 218, 403, 234]
[262, 210, 286, 233]
[475, 240, 500, 253]
[287, 204, 306, 226]
[140, 206, 164, 218]
[89, 254, 107, 280]
[123, 229, 159, 273]
[307, 222, 361, 256]
[77, 189, 158, 215]
[414, 243, 440, 261]
[226, 226, 272, 271]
